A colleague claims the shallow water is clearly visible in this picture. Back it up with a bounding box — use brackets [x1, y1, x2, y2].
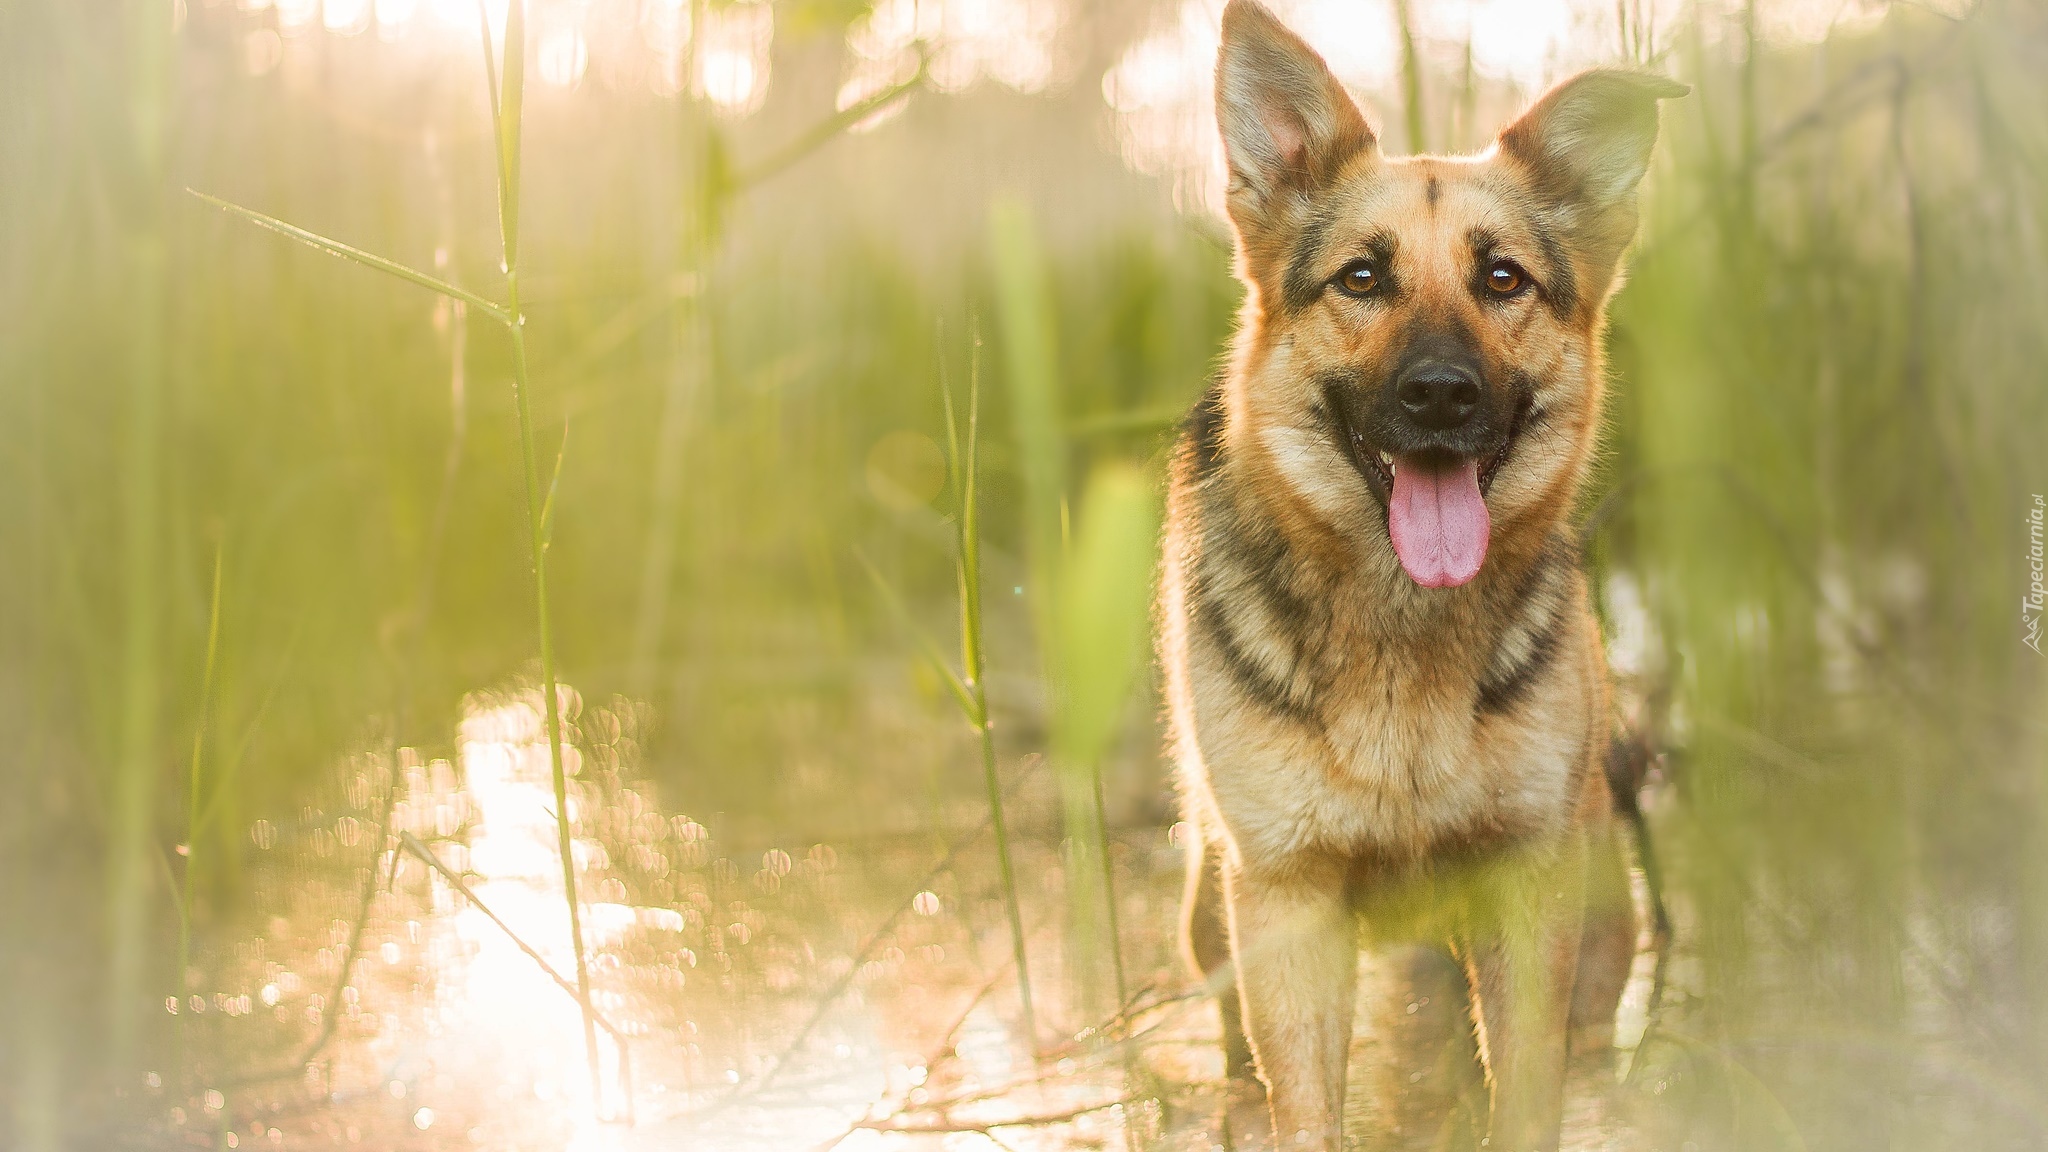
[132, 681, 1719, 1152]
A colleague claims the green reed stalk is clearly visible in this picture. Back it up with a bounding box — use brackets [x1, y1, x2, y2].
[990, 202, 1132, 1019]
[192, 0, 604, 1113]
[1090, 766, 1128, 1008]
[944, 331, 1039, 1054]
[110, 0, 173, 1072]
[1053, 462, 1159, 1021]
[475, 0, 606, 1112]
[174, 538, 224, 1082]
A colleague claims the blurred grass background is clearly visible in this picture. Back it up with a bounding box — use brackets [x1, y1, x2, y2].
[2, 0, 2046, 1147]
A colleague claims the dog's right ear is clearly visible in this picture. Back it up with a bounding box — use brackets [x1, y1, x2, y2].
[1215, 0, 1376, 228]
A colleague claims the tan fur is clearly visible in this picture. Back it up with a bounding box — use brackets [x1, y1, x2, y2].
[1162, 4, 1682, 1148]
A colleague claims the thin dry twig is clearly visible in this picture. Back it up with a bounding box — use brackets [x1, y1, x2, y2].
[690, 754, 1046, 1119]
[807, 968, 1013, 1152]
[395, 832, 637, 1121]
[857, 1095, 1145, 1136]
[890, 982, 1204, 1122]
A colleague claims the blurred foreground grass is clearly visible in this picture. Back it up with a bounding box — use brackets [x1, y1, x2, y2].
[2, 0, 2046, 1148]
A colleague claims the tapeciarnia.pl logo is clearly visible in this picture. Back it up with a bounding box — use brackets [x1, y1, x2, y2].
[2026, 494, 2045, 655]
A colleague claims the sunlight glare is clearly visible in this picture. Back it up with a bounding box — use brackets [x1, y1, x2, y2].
[324, 0, 372, 37]
[374, 0, 416, 40]
[208, 0, 792, 102]
[1757, 0, 1890, 43]
[276, 0, 320, 33]
[1099, 0, 1939, 216]
[839, 0, 1067, 130]
[539, 23, 590, 88]
[1461, 0, 1579, 87]
[700, 51, 757, 110]
[436, 690, 628, 1123]
[642, 0, 693, 98]
[696, 1, 774, 116]
[1100, 0, 1227, 215]
[1104, 0, 1698, 216]
[243, 28, 283, 74]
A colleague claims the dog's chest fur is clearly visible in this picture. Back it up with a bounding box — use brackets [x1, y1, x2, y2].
[1162, 392, 1600, 868]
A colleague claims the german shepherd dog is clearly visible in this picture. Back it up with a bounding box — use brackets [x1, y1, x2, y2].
[1161, 4, 1683, 1148]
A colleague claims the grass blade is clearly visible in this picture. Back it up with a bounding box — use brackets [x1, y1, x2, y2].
[477, 0, 605, 1117]
[1053, 463, 1157, 1014]
[938, 328, 963, 512]
[499, 0, 524, 268]
[174, 535, 224, 1084]
[956, 322, 986, 679]
[853, 549, 977, 722]
[187, 190, 510, 324]
[540, 419, 568, 552]
[990, 203, 1136, 1021]
[953, 327, 1037, 1054]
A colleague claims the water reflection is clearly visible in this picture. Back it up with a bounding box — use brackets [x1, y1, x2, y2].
[163, 673, 1679, 1149]
[440, 691, 625, 1131]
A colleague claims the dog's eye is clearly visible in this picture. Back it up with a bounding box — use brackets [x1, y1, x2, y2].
[1336, 261, 1381, 297]
[1485, 260, 1527, 295]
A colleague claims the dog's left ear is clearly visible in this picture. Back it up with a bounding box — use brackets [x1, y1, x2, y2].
[1497, 69, 1687, 264]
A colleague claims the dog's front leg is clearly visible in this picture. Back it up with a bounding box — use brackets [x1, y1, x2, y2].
[1225, 854, 1355, 1150]
[1461, 844, 1586, 1152]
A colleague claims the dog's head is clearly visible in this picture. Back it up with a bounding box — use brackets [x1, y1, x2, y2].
[1213, 0, 1683, 589]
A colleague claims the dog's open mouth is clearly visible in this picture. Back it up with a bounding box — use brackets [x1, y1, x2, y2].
[1341, 397, 1529, 589]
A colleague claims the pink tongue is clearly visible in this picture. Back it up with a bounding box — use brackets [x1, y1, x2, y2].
[1387, 457, 1490, 588]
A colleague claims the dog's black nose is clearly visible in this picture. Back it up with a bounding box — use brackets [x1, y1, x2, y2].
[1395, 361, 1482, 431]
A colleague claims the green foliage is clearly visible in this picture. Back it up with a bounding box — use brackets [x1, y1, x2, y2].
[1054, 463, 1160, 774]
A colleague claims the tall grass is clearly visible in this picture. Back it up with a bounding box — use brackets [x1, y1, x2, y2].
[188, 0, 613, 1112]
[1591, 8, 2048, 1144]
[173, 538, 224, 1081]
[865, 328, 1043, 1049]
[990, 199, 1156, 1017]
[473, 0, 606, 1110]
[107, 0, 176, 1076]
[945, 332, 1042, 1050]
[1052, 459, 1159, 1128]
